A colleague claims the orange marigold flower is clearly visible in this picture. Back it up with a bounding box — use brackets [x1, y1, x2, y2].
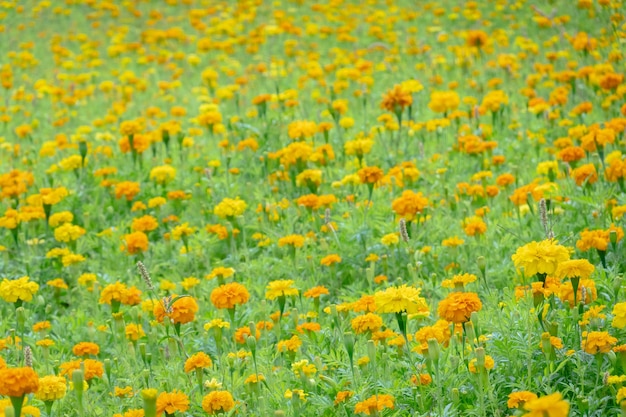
[357, 167, 384, 185]
[437, 292, 482, 323]
[391, 190, 429, 221]
[0, 367, 39, 397]
[72, 342, 100, 356]
[184, 352, 212, 373]
[210, 282, 250, 309]
[59, 359, 104, 381]
[354, 394, 395, 415]
[507, 391, 538, 409]
[202, 390, 235, 414]
[581, 331, 617, 354]
[153, 295, 199, 324]
[156, 390, 190, 415]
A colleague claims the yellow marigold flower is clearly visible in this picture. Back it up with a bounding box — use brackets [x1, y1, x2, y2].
[442, 236, 465, 247]
[278, 234, 305, 248]
[48, 211, 73, 227]
[507, 391, 538, 409]
[205, 267, 235, 280]
[618, 387, 626, 404]
[156, 390, 190, 415]
[582, 331, 617, 354]
[354, 394, 394, 415]
[125, 324, 145, 341]
[0, 367, 39, 397]
[202, 390, 235, 414]
[292, 359, 317, 377]
[320, 254, 341, 266]
[184, 352, 212, 373]
[148, 197, 167, 208]
[265, 280, 298, 300]
[36, 375, 67, 401]
[522, 392, 569, 417]
[511, 239, 570, 277]
[374, 285, 429, 315]
[149, 165, 176, 184]
[47, 278, 68, 289]
[53, 223, 86, 242]
[468, 355, 495, 373]
[613, 303, 626, 329]
[244, 374, 265, 384]
[554, 259, 595, 280]
[214, 197, 247, 219]
[380, 233, 400, 246]
[210, 282, 250, 309]
[204, 319, 231, 331]
[114, 386, 133, 398]
[441, 273, 477, 289]
[437, 292, 482, 323]
[0, 276, 39, 303]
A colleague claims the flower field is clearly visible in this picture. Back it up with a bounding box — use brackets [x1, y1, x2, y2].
[1, 0, 626, 416]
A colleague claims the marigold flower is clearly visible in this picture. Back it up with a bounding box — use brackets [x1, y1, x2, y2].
[303, 286, 329, 298]
[202, 390, 235, 414]
[214, 197, 247, 219]
[437, 292, 482, 323]
[511, 239, 570, 277]
[508, 391, 538, 409]
[59, 359, 103, 381]
[320, 254, 341, 266]
[153, 295, 199, 324]
[0, 276, 39, 303]
[522, 392, 569, 417]
[391, 190, 429, 221]
[612, 303, 626, 329]
[0, 367, 39, 397]
[125, 323, 146, 341]
[581, 331, 617, 354]
[351, 313, 383, 334]
[277, 335, 302, 352]
[266, 280, 299, 300]
[468, 355, 495, 373]
[374, 285, 429, 315]
[277, 234, 306, 248]
[381, 84, 412, 114]
[123, 231, 149, 254]
[554, 259, 594, 280]
[156, 390, 190, 415]
[72, 342, 100, 356]
[358, 167, 384, 184]
[184, 352, 213, 373]
[354, 394, 395, 415]
[210, 282, 250, 309]
[36, 375, 67, 401]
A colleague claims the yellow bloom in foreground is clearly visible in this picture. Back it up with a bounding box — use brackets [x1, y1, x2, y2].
[374, 285, 429, 315]
[554, 259, 594, 280]
[511, 239, 570, 276]
[0, 276, 39, 303]
[214, 197, 247, 219]
[36, 375, 67, 401]
[522, 392, 569, 417]
[612, 303, 626, 329]
[617, 387, 626, 404]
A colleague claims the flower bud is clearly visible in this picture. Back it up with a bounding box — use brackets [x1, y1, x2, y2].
[427, 338, 440, 363]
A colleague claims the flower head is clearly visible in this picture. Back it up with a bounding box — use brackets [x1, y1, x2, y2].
[511, 239, 570, 276]
[374, 285, 429, 315]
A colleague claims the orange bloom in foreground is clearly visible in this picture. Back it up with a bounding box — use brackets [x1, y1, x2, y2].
[437, 292, 483, 323]
[210, 282, 250, 310]
[72, 342, 100, 356]
[0, 367, 39, 397]
[202, 390, 235, 414]
[156, 390, 190, 415]
[184, 352, 213, 373]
